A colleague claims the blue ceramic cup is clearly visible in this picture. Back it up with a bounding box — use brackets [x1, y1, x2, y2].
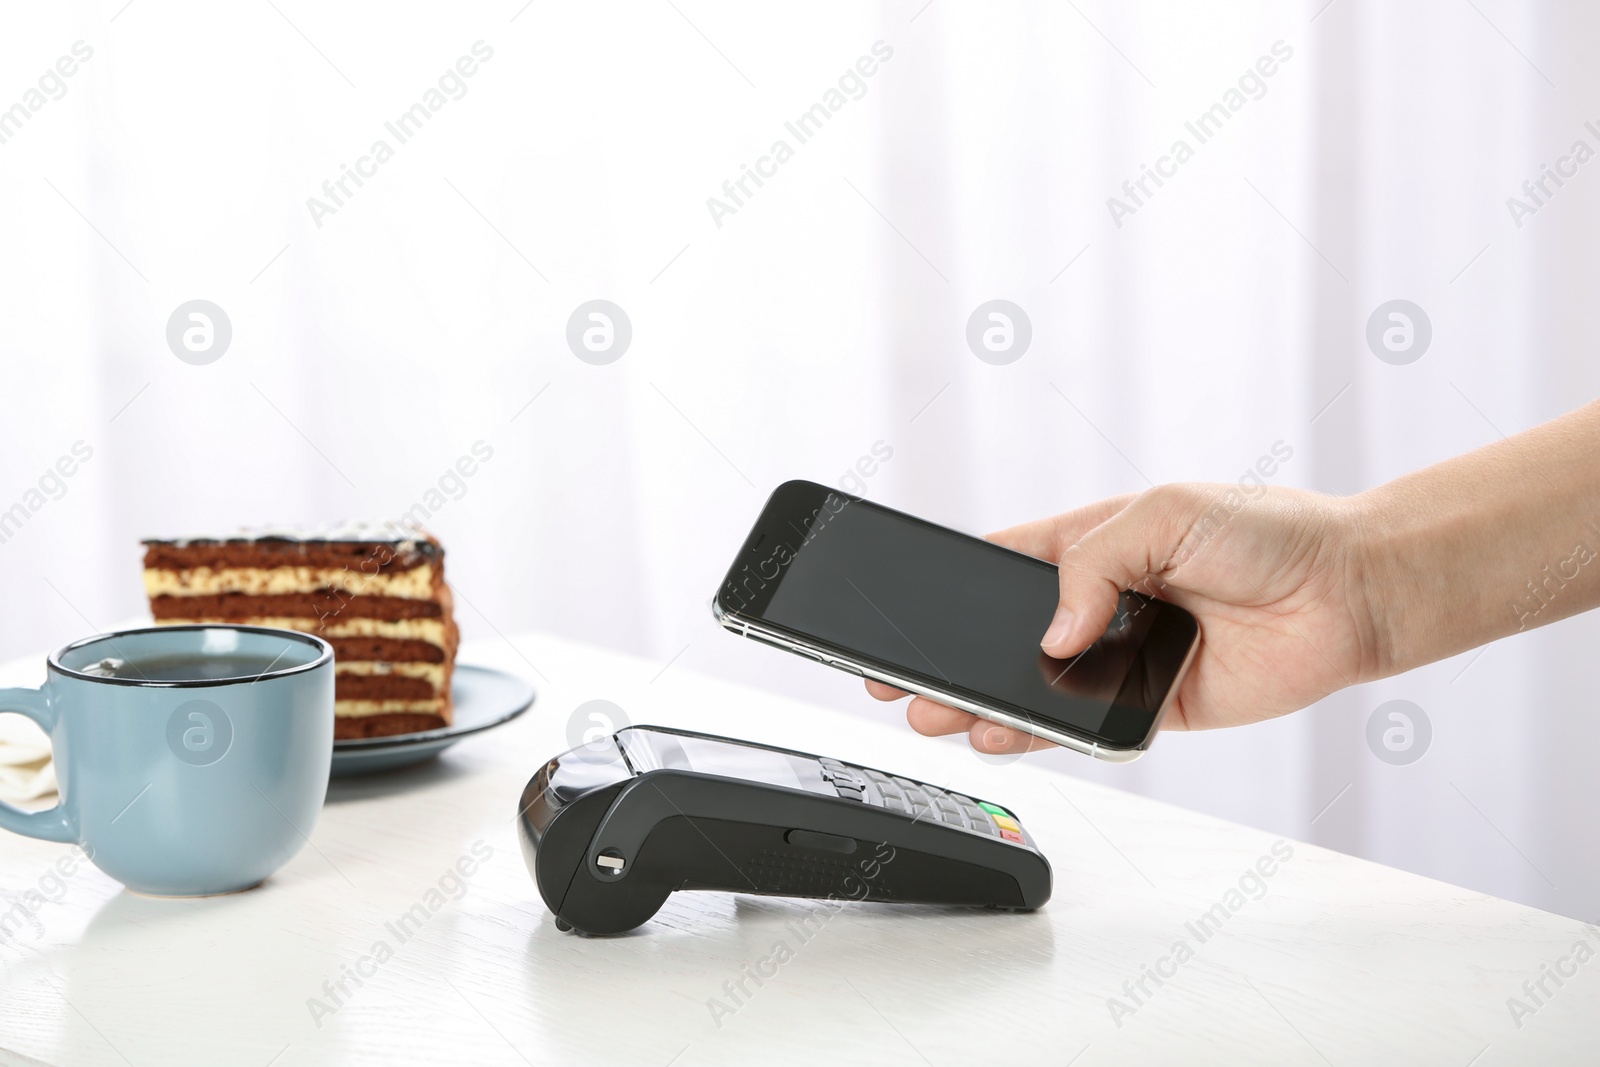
[0, 625, 334, 897]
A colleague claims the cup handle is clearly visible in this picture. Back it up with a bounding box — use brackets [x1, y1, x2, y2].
[0, 686, 75, 843]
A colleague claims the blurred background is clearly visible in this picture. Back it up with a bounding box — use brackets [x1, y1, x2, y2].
[1, 0, 1596, 920]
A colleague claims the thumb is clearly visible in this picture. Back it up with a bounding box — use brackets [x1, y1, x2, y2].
[1040, 486, 1195, 658]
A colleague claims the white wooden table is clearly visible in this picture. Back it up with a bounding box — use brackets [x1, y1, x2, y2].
[0, 632, 1595, 1066]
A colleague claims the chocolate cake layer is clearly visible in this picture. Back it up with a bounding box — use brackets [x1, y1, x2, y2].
[333, 674, 437, 702]
[335, 713, 448, 740]
[149, 592, 443, 622]
[326, 636, 448, 664]
[143, 522, 440, 573]
[143, 541, 438, 572]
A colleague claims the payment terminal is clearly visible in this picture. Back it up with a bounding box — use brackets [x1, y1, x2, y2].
[516, 725, 1052, 936]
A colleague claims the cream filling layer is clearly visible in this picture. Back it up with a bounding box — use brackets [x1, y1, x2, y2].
[158, 616, 448, 647]
[335, 661, 448, 690]
[335, 698, 447, 717]
[145, 564, 437, 600]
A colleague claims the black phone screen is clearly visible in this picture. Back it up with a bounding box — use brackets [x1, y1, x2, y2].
[718, 481, 1198, 749]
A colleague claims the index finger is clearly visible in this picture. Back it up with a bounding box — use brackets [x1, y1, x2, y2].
[864, 679, 910, 701]
[986, 494, 1139, 562]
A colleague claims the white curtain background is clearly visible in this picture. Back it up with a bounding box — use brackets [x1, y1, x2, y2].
[2, 1, 1596, 920]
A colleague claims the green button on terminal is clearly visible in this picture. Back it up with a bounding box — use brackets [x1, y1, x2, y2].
[978, 801, 1011, 818]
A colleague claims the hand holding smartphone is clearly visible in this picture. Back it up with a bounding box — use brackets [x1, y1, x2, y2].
[712, 481, 1200, 761]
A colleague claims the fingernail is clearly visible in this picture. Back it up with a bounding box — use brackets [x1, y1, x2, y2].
[1042, 607, 1073, 650]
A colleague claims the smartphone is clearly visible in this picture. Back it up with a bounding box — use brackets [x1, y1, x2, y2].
[711, 480, 1200, 762]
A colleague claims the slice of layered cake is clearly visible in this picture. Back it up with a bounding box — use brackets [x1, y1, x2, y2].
[141, 522, 457, 739]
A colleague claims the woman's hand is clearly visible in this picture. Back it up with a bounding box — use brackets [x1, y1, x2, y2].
[866, 484, 1384, 754]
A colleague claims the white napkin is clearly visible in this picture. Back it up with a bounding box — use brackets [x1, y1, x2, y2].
[0, 712, 56, 805]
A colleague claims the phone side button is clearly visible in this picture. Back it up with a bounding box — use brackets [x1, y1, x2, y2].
[828, 658, 864, 675]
